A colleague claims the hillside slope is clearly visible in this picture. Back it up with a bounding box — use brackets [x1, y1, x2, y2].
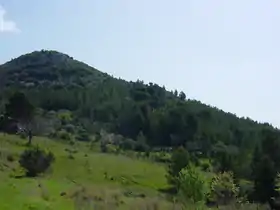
[0, 134, 175, 210]
[0, 50, 279, 180]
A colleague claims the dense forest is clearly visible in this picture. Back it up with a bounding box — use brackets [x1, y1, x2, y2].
[1, 50, 280, 208]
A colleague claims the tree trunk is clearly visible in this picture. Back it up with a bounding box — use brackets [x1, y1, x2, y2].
[27, 129, 32, 146]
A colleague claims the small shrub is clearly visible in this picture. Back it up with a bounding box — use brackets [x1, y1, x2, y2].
[238, 179, 254, 201]
[68, 154, 75, 159]
[208, 171, 239, 205]
[69, 139, 75, 145]
[151, 152, 170, 163]
[106, 144, 118, 154]
[76, 128, 90, 142]
[7, 153, 16, 162]
[167, 146, 190, 187]
[19, 147, 55, 177]
[57, 130, 72, 141]
[19, 132, 27, 139]
[201, 162, 211, 172]
[100, 142, 108, 153]
[178, 164, 210, 204]
[119, 139, 136, 151]
[63, 124, 75, 134]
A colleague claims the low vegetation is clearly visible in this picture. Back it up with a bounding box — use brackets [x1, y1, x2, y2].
[19, 147, 55, 177]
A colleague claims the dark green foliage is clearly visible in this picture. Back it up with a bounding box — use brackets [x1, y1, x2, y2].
[19, 131, 27, 139]
[100, 141, 108, 153]
[7, 153, 16, 162]
[200, 162, 211, 172]
[0, 50, 271, 160]
[19, 147, 55, 177]
[75, 128, 90, 142]
[250, 129, 280, 203]
[208, 171, 239, 205]
[167, 147, 190, 187]
[5, 92, 34, 124]
[260, 128, 280, 170]
[238, 180, 254, 200]
[212, 142, 239, 173]
[135, 132, 149, 152]
[178, 91, 186, 101]
[119, 139, 136, 151]
[252, 155, 277, 203]
[63, 124, 75, 134]
[56, 130, 72, 141]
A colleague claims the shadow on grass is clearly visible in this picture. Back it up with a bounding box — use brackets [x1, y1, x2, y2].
[13, 174, 25, 179]
[158, 186, 177, 195]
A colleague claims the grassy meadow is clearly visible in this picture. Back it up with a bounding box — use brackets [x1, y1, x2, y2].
[0, 134, 269, 210]
[0, 134, 185, 210]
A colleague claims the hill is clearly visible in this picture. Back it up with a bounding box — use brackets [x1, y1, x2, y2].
[1, 50, 280, 209]
[0, 50, 109, 88]
[0, 50, 279, 179]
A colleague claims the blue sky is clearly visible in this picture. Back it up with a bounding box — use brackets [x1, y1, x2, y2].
[0, 0, 280, 127]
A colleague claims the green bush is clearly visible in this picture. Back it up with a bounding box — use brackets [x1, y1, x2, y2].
[150, 152, 170, 163]
[134, 141, 149, 152]
[76, 128, 90, 142]
[57, 111, 72, 125]
[238, 179, 254, 201]
[167, 146, 190, 187]
[63, 124, 75, 134]
[200, 161, 211, 172]
[19, 132, 27, 139]
[106, 144, 118, 154]
[208, 171, 239, 205]
[100, 142, 108, 153]
[119, 139, 136, 151]
[57, 130, 72, 141]
[7, 153, 16, 162]
[178, 164, 210, 204]
[19, 147, 55, 177]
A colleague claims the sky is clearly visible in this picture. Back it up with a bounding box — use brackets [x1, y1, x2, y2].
[0, 0, 280, 127]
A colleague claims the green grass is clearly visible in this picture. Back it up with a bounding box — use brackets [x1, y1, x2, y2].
[0, 134, 268, 210]
[0, 134, 181, 210]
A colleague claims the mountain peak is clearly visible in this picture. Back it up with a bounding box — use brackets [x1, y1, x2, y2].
[3, 50, 73, 66]
[0, 50, 107, 88]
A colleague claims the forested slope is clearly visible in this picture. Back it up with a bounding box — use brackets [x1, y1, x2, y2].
[0, 50, 279, 180]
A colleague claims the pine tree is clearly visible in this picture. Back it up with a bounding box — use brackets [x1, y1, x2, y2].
[253, 155, 277, 203]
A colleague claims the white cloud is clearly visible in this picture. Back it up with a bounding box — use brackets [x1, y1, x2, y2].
[0, 5, 20, 33]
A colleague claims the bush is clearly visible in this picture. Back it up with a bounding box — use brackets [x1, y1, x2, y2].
[7, 153, 16, 162]
[238, 179, 254, 201]
[134, 141, 149, 152]
[167, 146, 190, 187]
[106, 144, 118, 154]
[100, 142, 108, 153]
[76, 128, 90, 142]
[178, 164, 210, 204]
[63, 124, 75, 134]
[19, 147, 55, 177]
[57, 130, 72, 141]
[19, 132, 27, 139]
[150, 152, 170, 163]
[208, 171, 239, 205]
[201, 161, 211, 172]
[119, 139, 136, 150]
